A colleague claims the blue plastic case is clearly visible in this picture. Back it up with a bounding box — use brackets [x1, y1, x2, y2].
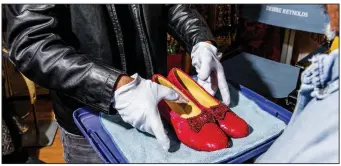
[73, 83, 292, 163]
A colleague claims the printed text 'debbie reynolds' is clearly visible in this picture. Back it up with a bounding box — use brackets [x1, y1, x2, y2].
[266, 5, 309, 17]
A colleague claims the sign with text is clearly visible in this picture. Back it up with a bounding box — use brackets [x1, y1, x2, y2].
[242, 5, 329, 34]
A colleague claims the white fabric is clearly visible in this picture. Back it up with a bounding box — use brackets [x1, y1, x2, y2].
[112, 74, 179, 150]
[191, 42, 231, 105]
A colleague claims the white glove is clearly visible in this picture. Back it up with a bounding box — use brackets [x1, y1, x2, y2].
[112, 74, 179, 150]
[191, 42, 231, 105]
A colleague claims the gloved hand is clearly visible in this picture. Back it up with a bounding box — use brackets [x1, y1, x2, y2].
[112, 74, 179, 150]
[191, 42, 231, 105]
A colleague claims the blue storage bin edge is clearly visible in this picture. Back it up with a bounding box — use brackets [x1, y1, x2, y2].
[73, 109, 120, 163]
[73, 83, 293, 163]
[237, 83, 292, 124]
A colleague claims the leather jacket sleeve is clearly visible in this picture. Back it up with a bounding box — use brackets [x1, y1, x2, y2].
[4, 5, 123, 114]
[166, 5, 216, 53]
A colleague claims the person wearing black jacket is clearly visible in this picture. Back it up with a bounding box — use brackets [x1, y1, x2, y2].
[4, 4, 231, 163]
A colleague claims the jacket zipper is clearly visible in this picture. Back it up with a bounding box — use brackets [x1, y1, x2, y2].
[129, 4, 154, 78]
[105, 4, 127, 73]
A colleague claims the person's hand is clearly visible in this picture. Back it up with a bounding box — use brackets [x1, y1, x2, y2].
[191, 42, 231, 105]
[112, 74, 179, 150]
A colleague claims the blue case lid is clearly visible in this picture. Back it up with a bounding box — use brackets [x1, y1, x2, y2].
[242, 4, 329, 34]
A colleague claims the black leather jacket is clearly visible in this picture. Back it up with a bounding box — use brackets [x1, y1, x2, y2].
[5, 4, 215, 134]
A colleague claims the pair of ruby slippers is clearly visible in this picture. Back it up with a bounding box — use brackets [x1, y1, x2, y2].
[152, 68, 249, 152]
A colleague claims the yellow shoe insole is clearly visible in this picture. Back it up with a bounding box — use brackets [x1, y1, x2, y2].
[154, 76, 201, 118]
[174, 69, 218, 108]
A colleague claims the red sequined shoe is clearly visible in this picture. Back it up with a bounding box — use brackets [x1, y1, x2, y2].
[167, 68, 249, 138]
[152, 74, 229, 152]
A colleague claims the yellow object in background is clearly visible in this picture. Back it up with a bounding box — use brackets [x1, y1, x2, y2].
[20, 73, 37, 105]
[329, 36, 339, 52]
